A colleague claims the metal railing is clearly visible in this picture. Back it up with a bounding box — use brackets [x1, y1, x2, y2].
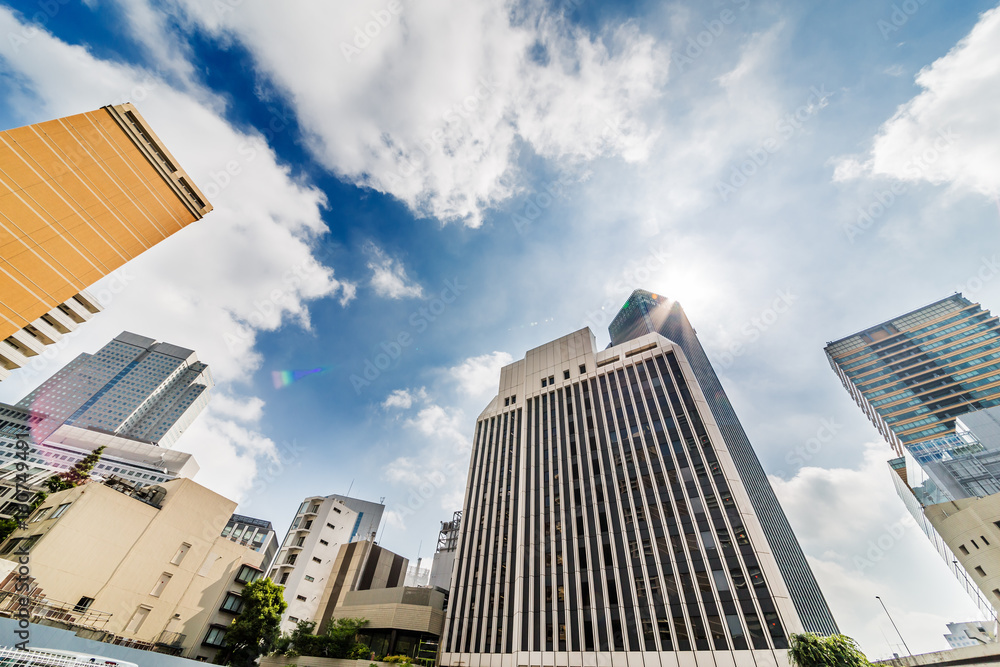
[154, 630, 186, 649]
[0, 592, 112, 632]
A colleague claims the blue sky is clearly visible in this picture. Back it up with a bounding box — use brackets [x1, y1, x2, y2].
[2, 0, 1000, 657]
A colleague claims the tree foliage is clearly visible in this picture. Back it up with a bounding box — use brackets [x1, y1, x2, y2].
[44, 445, 107, 493]
[272, 617, 369, 659]
[789, 633, 873, 667]
[215, 578, 287, 666]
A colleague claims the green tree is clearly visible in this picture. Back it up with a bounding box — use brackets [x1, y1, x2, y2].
[43, 445, 107, 494]
[0, 518, 19, 543]
[272, 617, 369, 659]
[788, 633, 873, 667]
[214, 578, 287, 666]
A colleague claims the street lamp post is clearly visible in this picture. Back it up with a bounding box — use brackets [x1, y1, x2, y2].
[876, 595, 912, 657]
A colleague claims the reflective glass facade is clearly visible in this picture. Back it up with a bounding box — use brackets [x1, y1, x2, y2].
[825, 294, 1000, 455]
[608, 290, 838, 636]
[15, 331, 212, 446]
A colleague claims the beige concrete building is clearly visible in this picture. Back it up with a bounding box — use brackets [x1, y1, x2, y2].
[332, 586, 445, 659]
[925, 494, 1000, 615]
[0, 476, 263, 662]
[0, 103, 211, 380]
[311, 540, 407, 634]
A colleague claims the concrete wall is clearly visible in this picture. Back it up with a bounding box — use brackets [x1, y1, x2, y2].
[0, 617, 204, 666]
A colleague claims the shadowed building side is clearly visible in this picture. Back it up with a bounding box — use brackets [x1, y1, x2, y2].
[609, 289, 838, 636]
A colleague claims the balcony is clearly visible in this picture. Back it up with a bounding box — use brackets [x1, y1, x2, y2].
[155, 630, 187, 650]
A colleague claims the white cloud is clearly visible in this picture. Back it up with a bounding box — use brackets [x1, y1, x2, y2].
[771, 442, 985, 658]
[209, 393, 266, 423]
[366, 243, 425, 299]
[382, 387, 427, 410]
[164, 0, 668, 226]
[0, 6, 352, 504]
[834, 5, 1000, 197]
[447, 351, 513, 397]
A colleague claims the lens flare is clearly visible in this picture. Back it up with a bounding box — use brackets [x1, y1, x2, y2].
[271, 367, 333, 389]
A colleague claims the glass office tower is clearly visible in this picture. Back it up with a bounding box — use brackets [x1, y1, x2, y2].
[441, 328, 805, 667]
[824, 294, 1000, 456]
[608, 290, 839, 637]
[15, 331, 212, 446]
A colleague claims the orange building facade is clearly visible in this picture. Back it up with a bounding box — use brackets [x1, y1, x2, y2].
[0, 103, 211, 379]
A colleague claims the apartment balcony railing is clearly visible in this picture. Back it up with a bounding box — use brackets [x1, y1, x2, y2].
[0, 591, 112, 632]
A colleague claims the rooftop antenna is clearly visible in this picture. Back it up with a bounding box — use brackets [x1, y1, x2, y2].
[345, 478, 354, 497]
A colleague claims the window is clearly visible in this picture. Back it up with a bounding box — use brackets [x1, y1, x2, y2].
[973, 539, 980, 549]
[305, 575, 315, 582]
[0, 539, 20, 557]
[285, 554, 297, 565]
[203, 626, 227, 647]
[279, 572, 289, 585]
[312, 557, 322, 564]
[295, 536, 306, 547]
[542, 378, 547, 387]
[976, 566, 987, 577]
[221, 592, 244, 613]
[288, 616, 299, 623]
[171, 543, 191, 565]
[511, 394, 516, 403]
[563, 370, 570, 380]
[960, 545, 970, 555]
[74, 597, 94, 612]
[236, 565, 262, 584]
[549, 375, 555, 384]
[124, 606, 151, 634]
[304, 520, 313, 529]
[983, 536, 991, 546]
[579, 364, 586, 374]
[150, 573, 172, 597]
[326, 523, 336, 529]
[319, 539, 329, 546]
[504, 397, 509, 406]
[309, 503, 320, 513]
[296, 595, 307, 601]
[50, 502, 70, 519]
[30, 507, 50, 523]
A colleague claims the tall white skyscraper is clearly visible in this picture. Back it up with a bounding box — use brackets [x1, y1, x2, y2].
[270, 493, 385, 633]
[16, 331, 212, 447]
[441, 328, 805, 667]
